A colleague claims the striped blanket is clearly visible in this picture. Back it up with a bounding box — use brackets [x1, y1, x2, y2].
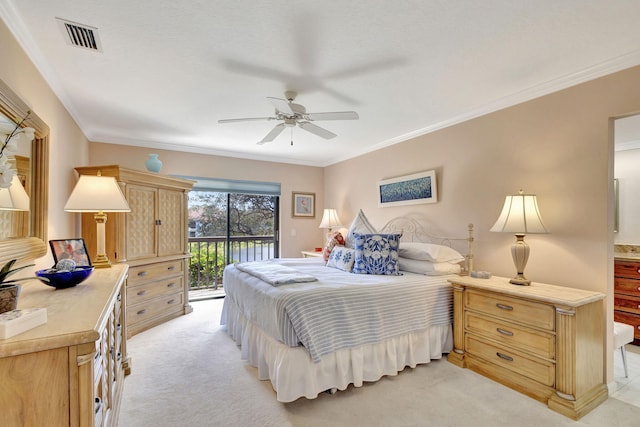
[222, 258, 454, 363]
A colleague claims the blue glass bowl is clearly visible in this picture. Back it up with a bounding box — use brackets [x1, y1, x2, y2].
[36, 266, 95, 289]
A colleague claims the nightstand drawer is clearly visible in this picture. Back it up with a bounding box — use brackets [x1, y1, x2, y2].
[465, 289, 555, 331]
[465, 335, 555, 387]
[614, 260, 640, 279]
[127, 260, 184, 285]
[465, 312, 555, 359]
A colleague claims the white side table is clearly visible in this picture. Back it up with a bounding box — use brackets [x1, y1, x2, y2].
[301, 250, 323, 258]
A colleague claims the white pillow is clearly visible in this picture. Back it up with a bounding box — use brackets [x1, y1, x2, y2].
[398, 242, 465, 264]
[326, 247, 355, 272]
[398, 258, 462, 276]
[345, 209, 377, 248]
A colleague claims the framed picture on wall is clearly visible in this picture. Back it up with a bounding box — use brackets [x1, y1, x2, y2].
[49, 238, 92, 266]
[378, 170, 438, 207]
[292, 192, 315, 218]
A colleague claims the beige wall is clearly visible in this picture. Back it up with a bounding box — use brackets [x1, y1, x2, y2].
[0, 19, 89, 270]
[87, 142, 325, 257]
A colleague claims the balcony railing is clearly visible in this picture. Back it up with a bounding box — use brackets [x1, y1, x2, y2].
[188, 235, 275, 291]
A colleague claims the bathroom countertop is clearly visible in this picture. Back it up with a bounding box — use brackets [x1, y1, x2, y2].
[615, 244, 640, 261]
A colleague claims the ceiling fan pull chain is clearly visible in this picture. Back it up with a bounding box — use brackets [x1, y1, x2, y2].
[290, 127, 294, 146]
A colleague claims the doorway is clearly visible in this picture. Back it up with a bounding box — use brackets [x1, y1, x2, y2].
[611, 114, 640, 406]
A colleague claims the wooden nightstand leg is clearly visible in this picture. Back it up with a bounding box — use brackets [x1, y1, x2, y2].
[548, 304, 608, 420]
[447, 285, 466, 367]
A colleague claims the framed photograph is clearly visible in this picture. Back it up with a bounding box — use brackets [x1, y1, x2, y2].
[292, 191, 315, 218]
[49, 238, 92, 266]
[378, 170, 438, 207]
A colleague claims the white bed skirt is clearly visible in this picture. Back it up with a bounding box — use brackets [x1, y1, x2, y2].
[221, 297, 454, 403]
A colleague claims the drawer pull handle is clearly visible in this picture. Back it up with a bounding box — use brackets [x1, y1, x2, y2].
[137, 309, 146, 315]
[137, 271, 148, 277]
[496, 352, 514, 362]
[137, 290, 146, 296]
[167, 299, 176, 305]
[168, 266, 176, 271]
[496, 328, 514, 336]
[496, 303, 513, 311]
[167, 282, 176, 288]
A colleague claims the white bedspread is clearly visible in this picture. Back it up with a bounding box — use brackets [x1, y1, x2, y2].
[221, 258, 454, 363]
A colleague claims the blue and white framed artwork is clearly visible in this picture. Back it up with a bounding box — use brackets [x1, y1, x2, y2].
[378, 170, 438, 207]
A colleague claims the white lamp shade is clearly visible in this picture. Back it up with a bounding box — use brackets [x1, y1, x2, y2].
[490, 191, 548, 234]
[319, 208, 342, 229]
[0, 174, 30, 211]
[64, 175, 131, 212]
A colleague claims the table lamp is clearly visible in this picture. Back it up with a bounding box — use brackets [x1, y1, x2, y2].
[319, 208, 342, 235]
[64, 172, 131, 268]
[490, 190, 548, 285]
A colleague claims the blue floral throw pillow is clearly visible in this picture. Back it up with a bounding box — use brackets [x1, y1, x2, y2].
[352, 233, 402, 275]
[326, 247, 356, 272]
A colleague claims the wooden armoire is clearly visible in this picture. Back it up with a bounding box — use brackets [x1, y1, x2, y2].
[74, 165, 194, 338]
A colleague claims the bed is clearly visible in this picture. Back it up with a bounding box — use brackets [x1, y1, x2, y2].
[220, 216, 474, 402]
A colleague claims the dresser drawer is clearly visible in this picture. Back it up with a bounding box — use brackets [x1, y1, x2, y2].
[127, 276, 183, 306]
[465, 335, 555, 387]
[127, 260, 184, 285]
[614, 293, 640, 315]
[614, 260, 640, 279]
[614, 277, 640, 297]
[127, 292, 184, 326]
[614, 311, 640, 340]
[465, 290, 555, 331]
[465, 312, 555, 359]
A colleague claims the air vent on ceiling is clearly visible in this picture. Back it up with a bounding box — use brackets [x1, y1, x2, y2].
[56, 18, 103, 52]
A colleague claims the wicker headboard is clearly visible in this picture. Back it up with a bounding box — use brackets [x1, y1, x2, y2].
[379, 217, 475, 273]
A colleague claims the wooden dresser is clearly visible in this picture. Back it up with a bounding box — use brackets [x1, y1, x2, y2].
[0, 264, 129, 427]
[448, 276, 606, 420]
[75, 165, 194, 338]
[614, 257, 640, 344]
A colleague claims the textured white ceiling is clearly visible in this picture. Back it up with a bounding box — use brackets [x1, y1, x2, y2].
[2, 0, 640, 166]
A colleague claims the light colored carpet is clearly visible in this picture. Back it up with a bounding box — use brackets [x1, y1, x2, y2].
[119, 299, 640, 427]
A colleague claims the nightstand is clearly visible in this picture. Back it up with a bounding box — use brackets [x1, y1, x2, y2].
[301, 250, 323, 258]
[447, 275, 606, 420]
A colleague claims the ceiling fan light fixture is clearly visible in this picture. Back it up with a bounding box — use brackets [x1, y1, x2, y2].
[219, 91, 359, 145]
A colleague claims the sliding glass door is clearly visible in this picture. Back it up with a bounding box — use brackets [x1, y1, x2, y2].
[188, 190, 279, 293]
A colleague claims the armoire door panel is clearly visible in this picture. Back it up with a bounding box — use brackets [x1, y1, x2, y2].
[158, 189, 185, 257]
[126, 184, 158, 260]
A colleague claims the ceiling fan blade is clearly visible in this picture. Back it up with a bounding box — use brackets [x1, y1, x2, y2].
[298, 121, 337, 139]
[306, 111, 359, 121]
[257, 123, 286, 145]
[267, 97, 294, 115]
[218, 117, 274, 124]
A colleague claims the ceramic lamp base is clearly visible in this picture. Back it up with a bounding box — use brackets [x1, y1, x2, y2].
[510, 234, 531, 286]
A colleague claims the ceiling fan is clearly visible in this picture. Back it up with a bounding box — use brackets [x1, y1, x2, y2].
[218, 91, 359, 145]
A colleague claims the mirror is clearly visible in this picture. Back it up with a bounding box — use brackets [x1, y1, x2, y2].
[0, 110, 30, 239]
[0, 78, 49, 265]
